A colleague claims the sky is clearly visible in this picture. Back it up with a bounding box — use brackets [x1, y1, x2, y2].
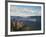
[10, 5, 41, 16]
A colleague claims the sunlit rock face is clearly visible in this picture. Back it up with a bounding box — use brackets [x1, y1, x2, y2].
[16, 21, 24, 30]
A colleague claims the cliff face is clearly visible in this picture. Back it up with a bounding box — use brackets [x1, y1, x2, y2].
[11, 16, 41, 31]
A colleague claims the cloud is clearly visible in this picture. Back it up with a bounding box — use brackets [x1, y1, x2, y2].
[10, 5, 41, 16]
